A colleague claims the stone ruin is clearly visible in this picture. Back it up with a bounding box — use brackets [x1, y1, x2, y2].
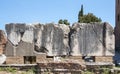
[0, 22, 115, 64]
[0, 30, 7, 54]
[0, 30, 7, 64]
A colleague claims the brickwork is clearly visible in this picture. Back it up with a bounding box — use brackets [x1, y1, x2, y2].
[68, 56, 84, 63]
[6, 56, 24, 64]
[36, 54, 47, 63]
[5, 53, 54, 64]
[5, 55, 113, 64]
[95, 56, 113, 62]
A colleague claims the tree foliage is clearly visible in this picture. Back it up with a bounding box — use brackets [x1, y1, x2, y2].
[80, 13, 102, 23]
[78, 5, 102, 23]
[58, 19, 70, 25]
[78, 5, 83, 23]
[58, 19, 63, 24]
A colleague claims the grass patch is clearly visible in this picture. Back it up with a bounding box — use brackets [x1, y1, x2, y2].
[0, 67, 36, 74]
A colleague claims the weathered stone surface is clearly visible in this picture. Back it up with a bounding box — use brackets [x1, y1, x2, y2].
[5, 23, 26, 45]
[0, 45, 5, 54]
[0, 30, 7, 64]
[5, 22, 114, 57]
[6, 23, 34, 44]
[0, 30, 7, 45]
[70, 22, 114, 56]
[21, 25, 34, 43]
[34, 23, 69, 56]
[105, 23, 115, 56]
[5, 23, 35, 56]
[5, 41, 15, 56]
[58, 24, 70, 55]
[5, 23, 70, 56]
[0, 30, 7, 54]
[0, 54, 6, 64]
[16, 41, 34, 56]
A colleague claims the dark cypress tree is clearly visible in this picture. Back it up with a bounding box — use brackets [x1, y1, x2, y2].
[78, 4, 84, 22]
[78, 5, 102, 23]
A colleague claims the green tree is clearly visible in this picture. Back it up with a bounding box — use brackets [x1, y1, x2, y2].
[63, 19, 70, 25]
[58, 19, 70, 25]
[80, 13, 102, 23]
[58, 19, 64, 24]
[78, 5, 102, 23]
[78, 4, 84, 22]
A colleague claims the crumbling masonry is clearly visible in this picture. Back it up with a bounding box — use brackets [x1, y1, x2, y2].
[0, 22, 114, 64]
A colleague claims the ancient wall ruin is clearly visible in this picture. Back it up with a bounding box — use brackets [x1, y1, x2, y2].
[0, 30, 7, 54]
[0, 22, 115, 64]
[5, 22, 114, 57]
[5, 23, 70, 56]
[70, 23, 114, 56]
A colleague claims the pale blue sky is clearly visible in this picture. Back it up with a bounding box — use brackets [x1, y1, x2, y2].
[0, 0, 115, 30]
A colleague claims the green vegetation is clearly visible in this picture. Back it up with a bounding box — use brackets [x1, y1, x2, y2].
[78, 5, 102, 23]
[58, 5, 102, 25]
[101, 68, 110, 74]
[82, 70, 94, 74]
[0, 66, 115, 74]
[24, 68, 35, 74]
[78, 4, 84, 22]
[0, 67, 17, 74]
[58, 19, 70, 25]
[0, 67, 35, 74]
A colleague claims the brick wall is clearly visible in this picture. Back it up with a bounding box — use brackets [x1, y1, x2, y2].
[5, 55, 113, 64]
[6, 56, 24, 64]
[95, 56, 113, 62]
